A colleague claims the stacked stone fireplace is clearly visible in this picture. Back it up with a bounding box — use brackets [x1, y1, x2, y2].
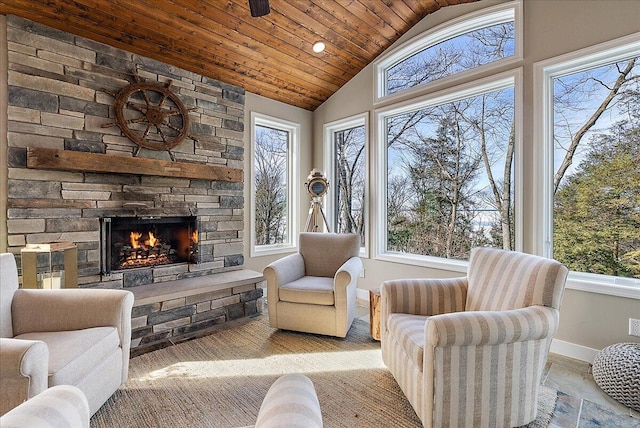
[4, 15, 263, 354]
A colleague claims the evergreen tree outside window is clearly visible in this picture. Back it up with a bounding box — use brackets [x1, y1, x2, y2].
[539, 38, 640, 287]
[382, 80, 516, 261]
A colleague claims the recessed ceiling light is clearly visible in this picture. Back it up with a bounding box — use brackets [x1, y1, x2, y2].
[312, 42, 325, 53]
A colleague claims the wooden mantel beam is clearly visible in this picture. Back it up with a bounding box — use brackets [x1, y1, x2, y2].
[27, 147, 243, 182]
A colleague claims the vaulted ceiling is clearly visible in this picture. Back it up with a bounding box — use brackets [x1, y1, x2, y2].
[0, 0, 478, 111]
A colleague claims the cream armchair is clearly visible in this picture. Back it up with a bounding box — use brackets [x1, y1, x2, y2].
[0, 252, 134, 416]
[0, 385, 90, 428]
[381, 247, 568, 428]
[264, 233, 362, 337]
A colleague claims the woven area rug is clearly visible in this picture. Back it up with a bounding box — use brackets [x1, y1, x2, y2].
[91, 314, 557, 427]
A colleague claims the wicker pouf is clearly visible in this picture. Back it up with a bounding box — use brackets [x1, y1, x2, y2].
[592, 342, 640, 412]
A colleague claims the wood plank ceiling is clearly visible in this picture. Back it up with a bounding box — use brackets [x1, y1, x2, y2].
[0, 0, 478, 111]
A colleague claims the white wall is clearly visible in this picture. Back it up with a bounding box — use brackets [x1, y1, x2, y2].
[310, 0, 640, 358]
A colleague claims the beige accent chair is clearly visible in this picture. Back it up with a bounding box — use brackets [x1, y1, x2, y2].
[0, 252, 134, 416]
[0, 385, 90, 428]
[381, 247, 568, 428]
[263, 233, 362, 337]
[254, 374, 323, 428]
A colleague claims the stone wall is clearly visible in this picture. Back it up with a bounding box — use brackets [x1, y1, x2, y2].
[5, 15, 246, 287]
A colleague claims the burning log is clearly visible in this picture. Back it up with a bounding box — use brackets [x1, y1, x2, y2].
[117, 232, 177, 268]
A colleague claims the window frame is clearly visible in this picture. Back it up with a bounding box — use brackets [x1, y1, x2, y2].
[323, 112, 370, 258]
[250, 112, 300, 257]
[533, 32, 640, 299]
[374, 69, 523, 273]
[373, 1, 522, 104]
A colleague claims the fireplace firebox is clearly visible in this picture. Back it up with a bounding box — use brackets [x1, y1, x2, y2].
[101, 216, 198, 275]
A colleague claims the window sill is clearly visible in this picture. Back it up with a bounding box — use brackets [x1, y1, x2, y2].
[250, 244, 297, 258]
[376, 252, 640, 300]
[375, 251, 468, 274]
[565, 274, 640, 300]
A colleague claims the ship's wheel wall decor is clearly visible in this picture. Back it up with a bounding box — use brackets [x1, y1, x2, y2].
[101, 68, 198, 161]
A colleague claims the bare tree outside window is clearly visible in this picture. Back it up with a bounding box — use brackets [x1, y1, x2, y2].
[386, 21, 515, 96]
[333, 125, 366, 245]
[254, 125, 288, 246]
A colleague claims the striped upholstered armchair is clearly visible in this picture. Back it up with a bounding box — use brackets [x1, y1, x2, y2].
[380, 247, 569, 428]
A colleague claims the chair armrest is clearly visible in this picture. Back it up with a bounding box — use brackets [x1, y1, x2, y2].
[263, 253, 305, 286]
[0, 338, 49, 415]
[263, 253, 305, 299]
[334, 257, 363, 290]
[0, 385, 90, 428]
[255, 374, 323, 428]
[425, 305, 560, 347]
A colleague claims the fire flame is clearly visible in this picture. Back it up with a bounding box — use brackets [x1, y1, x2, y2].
[148, 231, 158, 247]
[192, 230, 198, 244]
[130, 231, 142, 249]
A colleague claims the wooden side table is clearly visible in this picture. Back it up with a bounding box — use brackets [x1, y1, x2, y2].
[369, 288, 381, 341]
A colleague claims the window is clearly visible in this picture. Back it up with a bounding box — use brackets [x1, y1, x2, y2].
[535, 33, 640, 295]
[377, 72, 520, 268]
[323, 114, 368, 255]
[250, 113, 299, 256]
[374, 2, 521, 102]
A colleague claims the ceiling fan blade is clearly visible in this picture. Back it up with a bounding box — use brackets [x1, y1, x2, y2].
[249, 0, 270, 17]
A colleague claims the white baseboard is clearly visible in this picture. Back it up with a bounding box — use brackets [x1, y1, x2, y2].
[550, 338, 599, 363]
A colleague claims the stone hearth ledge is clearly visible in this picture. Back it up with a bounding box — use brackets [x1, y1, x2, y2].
[130, 269, 264, 306]
[128, 269, 265, 356]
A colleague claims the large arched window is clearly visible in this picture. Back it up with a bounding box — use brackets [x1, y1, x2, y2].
[374, 2, 521, 103]
[373, 2, 523, 271]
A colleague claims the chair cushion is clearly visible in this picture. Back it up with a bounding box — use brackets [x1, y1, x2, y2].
[387, 313, 428, 369]
[279, 276, 334, 306]
[14, 327, 120, 386]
